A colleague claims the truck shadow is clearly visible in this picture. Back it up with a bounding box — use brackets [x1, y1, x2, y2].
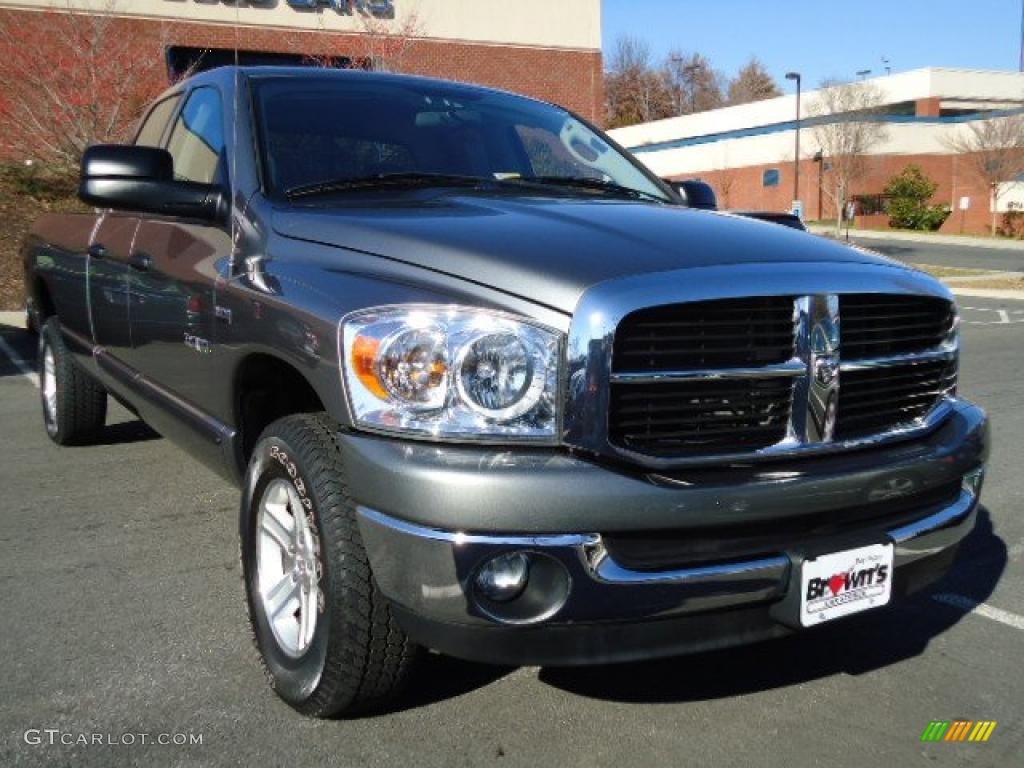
[89, 418, 161, 446]
[536, 506, 1006, 705]
[386, 653, 516, 715]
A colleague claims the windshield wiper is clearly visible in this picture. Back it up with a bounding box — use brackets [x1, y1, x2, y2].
[510, 175, 665, 203]
[284, 172, 494, 199]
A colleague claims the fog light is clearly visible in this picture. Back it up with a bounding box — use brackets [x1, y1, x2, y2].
[474, 552, 530, 603]
[963, 466, 986, 497]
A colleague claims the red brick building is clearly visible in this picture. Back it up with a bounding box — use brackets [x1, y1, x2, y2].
[610, 68, 1024, 235]
[0, 0, 604, 159]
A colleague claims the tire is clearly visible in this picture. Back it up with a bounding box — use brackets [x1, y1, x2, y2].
[240, 413, 419, 717]
[39, 317, 107, 445]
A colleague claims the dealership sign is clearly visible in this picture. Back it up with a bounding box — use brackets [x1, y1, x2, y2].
[997, 181, 1024, 213]
[174, 0, 395, 17]
[285, 0, 394, 14]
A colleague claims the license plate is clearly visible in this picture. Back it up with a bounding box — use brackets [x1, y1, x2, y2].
[800, 543, 894, 627]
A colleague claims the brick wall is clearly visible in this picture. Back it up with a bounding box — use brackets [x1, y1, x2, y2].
[0, 8, 603, 160]
[677, 153, 998, 235]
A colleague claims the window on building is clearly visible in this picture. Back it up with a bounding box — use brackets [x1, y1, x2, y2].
[166, 87, 225, 185]
[135, 95, 182, 148]
[762, 169, 781, 188]
[166, 46, 368, 81]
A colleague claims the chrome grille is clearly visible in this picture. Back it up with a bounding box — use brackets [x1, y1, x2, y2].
[598, 290, 957, 464]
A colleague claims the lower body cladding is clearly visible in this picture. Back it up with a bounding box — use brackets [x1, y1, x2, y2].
[347, 401, 988, 667]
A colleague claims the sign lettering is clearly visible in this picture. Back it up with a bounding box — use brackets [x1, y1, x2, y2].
[168, 0, 396, 18]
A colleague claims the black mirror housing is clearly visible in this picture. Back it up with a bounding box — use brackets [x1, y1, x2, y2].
[665, 179, 718, 211]
[79, 144, 227, 222]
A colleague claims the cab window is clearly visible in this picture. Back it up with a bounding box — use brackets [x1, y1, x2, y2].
[135, 95, 182, 148]
[166, 87, 226, 185]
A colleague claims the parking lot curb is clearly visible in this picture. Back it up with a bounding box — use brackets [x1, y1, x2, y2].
[949, 287, 1024, 301]
[807, 226, 1024, 251]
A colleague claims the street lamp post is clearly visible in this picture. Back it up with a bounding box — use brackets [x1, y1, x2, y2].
[785, 71, 802, 215]
[813, 151, 824, 221]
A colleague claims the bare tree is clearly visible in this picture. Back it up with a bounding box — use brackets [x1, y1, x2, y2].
[353, 9, 424, 73]
[943, 114, 1024, 235]
[809, 79, 889, 234]
[604, 36, 673, 128]
[727, 57, 782, 106]
[0, 3, 169, 171]
[715, 168, 740, 209]
[663, 51, 725, 115]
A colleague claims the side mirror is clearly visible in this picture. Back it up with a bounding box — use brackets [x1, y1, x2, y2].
[79, 145, 227, 222]
[666, 179, 718, 211]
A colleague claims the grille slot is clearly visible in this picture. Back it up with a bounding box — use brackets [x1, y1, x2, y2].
[602, 481, 962, 571]
[840, 294, 955, 359]
[836, 360, 957, 441]
[609, 378, 792, 457]
[613, 296, 795, 371]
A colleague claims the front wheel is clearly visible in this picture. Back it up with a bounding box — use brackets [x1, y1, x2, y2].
[240, 413, 418, 717]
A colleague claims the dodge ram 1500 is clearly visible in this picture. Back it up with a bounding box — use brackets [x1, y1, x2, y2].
[23, 66, 988, 717]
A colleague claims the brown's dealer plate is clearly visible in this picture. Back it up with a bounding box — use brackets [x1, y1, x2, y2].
[800, 543, 894, 627]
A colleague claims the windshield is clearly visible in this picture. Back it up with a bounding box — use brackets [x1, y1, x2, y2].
[252, 75, 671, 203]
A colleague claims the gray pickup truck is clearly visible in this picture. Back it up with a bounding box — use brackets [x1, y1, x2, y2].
[23, 66, 988, 717]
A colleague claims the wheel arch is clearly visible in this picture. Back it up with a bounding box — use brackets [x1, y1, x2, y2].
[232, 351, 331, 476]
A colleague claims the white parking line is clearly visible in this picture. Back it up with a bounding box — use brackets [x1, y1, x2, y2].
[932, 593, 1024, 631]
[0, 335, 39, 388]
[959, 306, 1024, 325]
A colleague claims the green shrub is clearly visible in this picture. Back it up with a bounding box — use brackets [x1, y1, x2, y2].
[884, 165, 948, 230]
[918, 204, 951, 231]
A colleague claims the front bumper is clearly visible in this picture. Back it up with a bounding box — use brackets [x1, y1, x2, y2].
[347, 400, 988, 666]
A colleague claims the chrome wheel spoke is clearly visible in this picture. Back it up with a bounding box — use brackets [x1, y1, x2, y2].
[260, 502, 293, 554]
[298, 583, 316, 649]
[264, 572, 300, 618]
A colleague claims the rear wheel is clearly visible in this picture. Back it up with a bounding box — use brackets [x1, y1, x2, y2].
[240, 413, 418, 717]
[39, 317, 107, 445]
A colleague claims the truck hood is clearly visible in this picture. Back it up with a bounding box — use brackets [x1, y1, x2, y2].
[272, 195, 904, 314]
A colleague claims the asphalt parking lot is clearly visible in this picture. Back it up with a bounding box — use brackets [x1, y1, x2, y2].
[1, 296, 1022, 767]
[849, 235, 1024, 273]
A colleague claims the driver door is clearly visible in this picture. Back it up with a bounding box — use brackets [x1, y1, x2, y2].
[123, 86, 231, 407]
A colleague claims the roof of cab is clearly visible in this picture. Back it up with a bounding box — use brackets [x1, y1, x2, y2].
[160, 65, 549, 109]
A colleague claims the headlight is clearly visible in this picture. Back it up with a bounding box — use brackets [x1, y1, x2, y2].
[341, 306, 563, 442]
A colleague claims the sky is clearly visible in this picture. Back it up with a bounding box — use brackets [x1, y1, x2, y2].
[602, 0, 1023, 88]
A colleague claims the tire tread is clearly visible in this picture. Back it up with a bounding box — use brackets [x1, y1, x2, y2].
[245, 413, 418, 718]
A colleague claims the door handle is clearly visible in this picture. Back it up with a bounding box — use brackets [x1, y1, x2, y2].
[128, 252, 153, 272]
[88, 243, 108, 259]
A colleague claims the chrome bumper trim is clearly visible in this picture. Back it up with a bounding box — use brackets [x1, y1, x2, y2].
[589, 550, 790, 586]
[887, 488, 974, 544]
[356, 507, 597, 549]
